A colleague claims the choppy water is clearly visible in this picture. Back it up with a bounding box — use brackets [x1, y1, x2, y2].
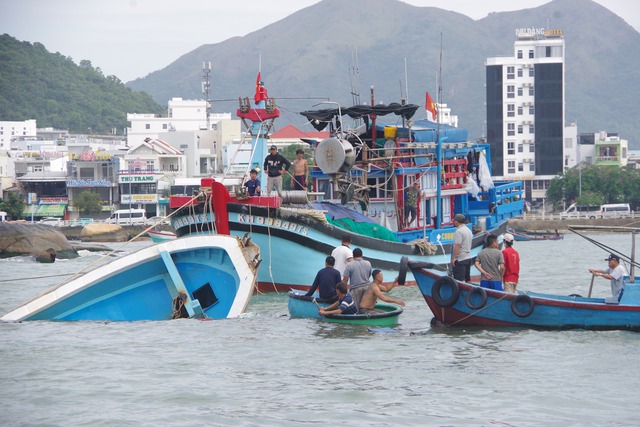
[1, 233, 639, 426]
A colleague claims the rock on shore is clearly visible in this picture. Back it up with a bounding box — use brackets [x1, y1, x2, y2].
[0, 222, 78, 259]
[80, 223, 129, 242]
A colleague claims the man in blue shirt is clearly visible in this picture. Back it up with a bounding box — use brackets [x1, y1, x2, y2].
[305, 256, 341, 302]
[319, 282, 358, 316]
[243, 169, 261, 196]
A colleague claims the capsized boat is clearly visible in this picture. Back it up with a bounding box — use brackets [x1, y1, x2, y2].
[402, 247, 640, 331]
[168, 75, 524, 293]
[1, 235, 260, 322]
[287, 291, 403, 327]
[147, 229, 177, 243]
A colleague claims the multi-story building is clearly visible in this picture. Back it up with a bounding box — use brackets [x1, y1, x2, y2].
[0, 119, 37, 149]
[486, 27, 565, 202]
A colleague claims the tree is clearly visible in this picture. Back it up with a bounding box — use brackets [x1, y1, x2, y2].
[0, 192, 26, 220]
[74, 191, 102, 215]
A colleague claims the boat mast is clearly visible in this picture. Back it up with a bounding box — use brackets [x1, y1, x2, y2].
[435, 34, 443, 229]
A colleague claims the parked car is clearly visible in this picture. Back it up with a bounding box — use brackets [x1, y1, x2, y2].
[69, 218, 94, 227]
[39, 217, 64, 227]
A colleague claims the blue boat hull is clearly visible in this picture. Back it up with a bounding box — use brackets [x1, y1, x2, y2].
[406, 260, 640, 330]
[1, 235, 259, 322]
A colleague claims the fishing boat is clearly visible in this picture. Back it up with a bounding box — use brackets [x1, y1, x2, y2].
[147, 229, 177, 243]
[1, 235, 260, 322]
[403, 226, 640, 330]
[168, 76, 524, 292]
[507, 228, 563, 241]
[287, 291, 403, 327]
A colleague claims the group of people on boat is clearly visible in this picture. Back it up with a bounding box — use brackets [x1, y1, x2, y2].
[243, 146, 310, 198]
[304, 234, 405, 316]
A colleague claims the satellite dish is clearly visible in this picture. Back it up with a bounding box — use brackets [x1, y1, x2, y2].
[384, 140, 396, 158]
[340, 183, 355, 205]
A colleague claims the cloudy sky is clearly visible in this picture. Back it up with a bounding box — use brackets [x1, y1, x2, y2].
[2, 0, 638, 82]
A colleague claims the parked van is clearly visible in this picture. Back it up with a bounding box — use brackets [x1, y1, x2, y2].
[600, 203, 631, 218]
[560, 203, 601, 219]
[106, 209, 147, 225]
[0, 211, 7, 222]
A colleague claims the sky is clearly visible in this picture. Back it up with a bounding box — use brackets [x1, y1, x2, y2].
[1, 0, 638, 82]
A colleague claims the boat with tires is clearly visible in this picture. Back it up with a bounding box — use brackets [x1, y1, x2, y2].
[402, 251, 640, 330]
[1, 235, 260, 322]
[287, 291, 403, 327]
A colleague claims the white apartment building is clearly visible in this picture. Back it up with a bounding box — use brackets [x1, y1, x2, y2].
[486, 28, 565, 202]
[0, 120, 37, 149]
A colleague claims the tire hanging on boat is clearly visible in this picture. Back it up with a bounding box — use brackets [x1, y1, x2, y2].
[465, 286, 488, 310]
[398, 256, 409, 285]
[511, 294, 535, 317]
[432, 276, 460, 307]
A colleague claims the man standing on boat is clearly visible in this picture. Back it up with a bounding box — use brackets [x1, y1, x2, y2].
[475, 234, 504, 291]
[404, 181, 421, 228]
[589, 254, 627, 301]
[243, 169, 261, 197]
[451, 213, 473, 282]
[342, 247, 372, 310]
[358, 270, 405, 314]
[305, 256, 341, 303]
[263, 145, 291, 197]
[502, 233, 520, 293]
[292, 149, 308, 191]
[331, 234, 353, 276]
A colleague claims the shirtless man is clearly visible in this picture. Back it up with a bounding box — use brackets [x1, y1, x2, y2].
[358, 270, 405, 313]
[292, 149, 308, 190]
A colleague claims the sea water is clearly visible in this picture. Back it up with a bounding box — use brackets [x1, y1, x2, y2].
[1, 233, 639, 426]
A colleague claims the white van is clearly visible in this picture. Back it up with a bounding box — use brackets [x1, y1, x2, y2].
[0, 211, 7, 222]
[106, 209, 147, 225]
[600, 203, 631, 218]
[560, 203, 601, 219]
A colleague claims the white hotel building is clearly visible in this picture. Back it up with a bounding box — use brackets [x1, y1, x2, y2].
[485, 28, 566, 202]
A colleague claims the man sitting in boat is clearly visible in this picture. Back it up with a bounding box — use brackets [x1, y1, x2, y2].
[358, 270, 405, 314]
[305, 256, 341, 303]
[474, 234, 505, 291]
[318, 282, 358, 316]
[589, 253, 627, 301]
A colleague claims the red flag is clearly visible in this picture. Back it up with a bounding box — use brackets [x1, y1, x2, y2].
[425, 91, 437, 121]
[254, 72, 268, 104]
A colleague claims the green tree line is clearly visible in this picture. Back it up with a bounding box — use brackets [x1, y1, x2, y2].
[0, 34, 164, 134]
[546, 164, 640, 210]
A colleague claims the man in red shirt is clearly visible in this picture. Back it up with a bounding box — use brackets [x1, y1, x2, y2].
[502, 233, 520, 293]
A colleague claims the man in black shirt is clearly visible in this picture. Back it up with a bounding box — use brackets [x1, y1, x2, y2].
[305, 256, 341, 302]
[263, 145, 291, 197]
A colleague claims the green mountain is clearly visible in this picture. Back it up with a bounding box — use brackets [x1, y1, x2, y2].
[127, 0, 640, 146]
[0, 34, 164, 135]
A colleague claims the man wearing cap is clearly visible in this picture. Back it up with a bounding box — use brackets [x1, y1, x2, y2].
[451, 213, 473, 281]
[502, 232, 520, 293]
[589, 254, 627, 301]
[263, 145, 291, 197]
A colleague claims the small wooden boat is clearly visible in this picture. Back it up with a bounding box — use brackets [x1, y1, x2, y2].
[507, 228, 563, 241]
[287, 291, 403, 327]
[147, 229, 177, 243]
[1, 235, 260, 322]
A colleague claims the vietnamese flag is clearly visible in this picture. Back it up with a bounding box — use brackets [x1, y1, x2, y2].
[254, 72, 268, 104]
[425, 91, 437, 121]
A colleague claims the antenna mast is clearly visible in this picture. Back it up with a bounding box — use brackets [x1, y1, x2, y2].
[202, 61, 212, 130]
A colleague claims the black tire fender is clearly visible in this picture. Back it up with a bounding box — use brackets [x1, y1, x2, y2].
[432, 276, 460, 307]
[398, 256, 409, 285]
[511, 294, 535, 317]
[465, 286, 488, 310]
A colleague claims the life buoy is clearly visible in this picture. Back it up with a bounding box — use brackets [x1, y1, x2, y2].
[465, 286, 487, 310]
[432, 276, 460, 307]
[398, 256, 409, 285]
[511, 294, 535, 317]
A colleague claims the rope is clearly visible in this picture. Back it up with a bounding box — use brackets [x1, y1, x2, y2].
[449, 292, 510, 326]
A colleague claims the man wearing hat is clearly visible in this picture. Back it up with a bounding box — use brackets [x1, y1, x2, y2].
[502, 232, 520, 293]
[589, 254, 627, 301]
[263, 145, 291, 197]
[450, 213, 473, 281]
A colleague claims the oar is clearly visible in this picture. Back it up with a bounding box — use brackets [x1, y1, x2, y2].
[313, 298, 325, 319]
[588, 272, 596, 297]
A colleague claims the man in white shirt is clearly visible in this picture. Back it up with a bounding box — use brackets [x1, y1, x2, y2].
[331, 234, 353, 276]
[450, 213, 473, 282]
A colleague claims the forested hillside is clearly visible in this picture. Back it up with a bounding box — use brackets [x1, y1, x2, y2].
[0, 34, 164, 134]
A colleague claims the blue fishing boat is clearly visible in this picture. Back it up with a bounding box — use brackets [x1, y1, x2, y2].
[403, 225, 640, 330]
[287, 291, 403, 327]
[1, 235, 260, 322]
[169, 76, 524, 292]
